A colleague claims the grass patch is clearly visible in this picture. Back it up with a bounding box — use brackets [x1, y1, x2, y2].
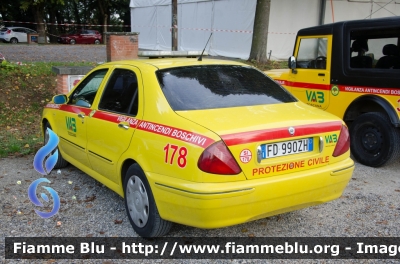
[243, 59, 288, 71]
[0, 131, 41, 158]
[0, 61, 97, 157]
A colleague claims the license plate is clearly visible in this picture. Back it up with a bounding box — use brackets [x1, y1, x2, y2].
[261, 138, 313, 159]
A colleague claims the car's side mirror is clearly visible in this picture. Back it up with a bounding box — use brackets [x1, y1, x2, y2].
[53, 94, 67, 104]
[288, 56, 296, 69]
[288, 56, 297, 74]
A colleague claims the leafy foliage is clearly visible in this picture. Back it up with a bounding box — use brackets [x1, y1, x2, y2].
[0, 0, 131, 41]
[0, 60, 17, 70]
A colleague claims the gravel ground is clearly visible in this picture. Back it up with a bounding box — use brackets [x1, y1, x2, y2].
[0, 44, 107, 63]
[1, 155, 400, 264]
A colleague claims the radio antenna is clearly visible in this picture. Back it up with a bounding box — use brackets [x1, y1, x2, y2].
[198, 33, 213, 61]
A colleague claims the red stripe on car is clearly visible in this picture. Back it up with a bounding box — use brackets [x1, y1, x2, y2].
[276, 80, 330, 90]
[275, 79, 400, 96]
[136, 120, 215, 148]
[221, 121, 343, 146]
[52, 107, 214, 148]
[58, 105, 92, 115]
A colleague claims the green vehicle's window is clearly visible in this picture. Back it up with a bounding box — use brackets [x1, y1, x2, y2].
[350, 25, 400, 69]
[69, 69, 108, 107]
[296, 38, 328, 69]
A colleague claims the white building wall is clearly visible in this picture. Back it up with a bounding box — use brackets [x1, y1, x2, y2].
[130, 0, 400, 60]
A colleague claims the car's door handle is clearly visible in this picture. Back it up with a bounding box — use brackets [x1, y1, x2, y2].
[77, 113, 85, 124]
[318, 73, 325, 76]
[118, 122, 130, 130]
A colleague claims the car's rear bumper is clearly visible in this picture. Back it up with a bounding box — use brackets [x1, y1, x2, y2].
[147, 157, 354, 229]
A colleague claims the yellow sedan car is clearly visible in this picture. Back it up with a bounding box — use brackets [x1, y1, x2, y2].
[41, 58, 354, 237]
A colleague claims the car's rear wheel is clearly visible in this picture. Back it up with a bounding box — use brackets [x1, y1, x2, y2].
[94, 39, 100, 44]
[123, 164, 172, 237]
[10, 38, 18, 44]
[70, 39, 76, 45]
[44, 123, 68, 169]
[350, 112, 400, 167]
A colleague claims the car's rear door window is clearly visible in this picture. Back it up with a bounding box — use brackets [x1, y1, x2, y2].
[157, 65, 296, 111]
[98, 69, 139, 115]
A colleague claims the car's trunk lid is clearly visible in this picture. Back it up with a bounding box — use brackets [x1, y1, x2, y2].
[177, 102, 344, 179]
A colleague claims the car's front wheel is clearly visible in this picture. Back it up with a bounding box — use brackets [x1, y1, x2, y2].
[350, 112, 400, 167]
[123, 164, 172, 237]
[94, 39, 100, 44]
[70, 39, 76, 45]
[10, 38, 18, 44]
[44, 123, 68, 169]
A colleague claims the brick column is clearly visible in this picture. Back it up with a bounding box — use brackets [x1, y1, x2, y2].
[105, 32, 139, 62]
[52, 66, 94, 94]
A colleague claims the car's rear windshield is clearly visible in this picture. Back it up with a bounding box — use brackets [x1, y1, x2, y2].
[0, 28, 8, 32]
[156, 65, 296, 111]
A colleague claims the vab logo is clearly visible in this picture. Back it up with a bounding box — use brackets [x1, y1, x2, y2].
[31, 128, 60, 218]
[28, 178, 60, 218]
[325, 134, 338, 144]
[66, 116, 76, 132]
[306, 91, 325, 103]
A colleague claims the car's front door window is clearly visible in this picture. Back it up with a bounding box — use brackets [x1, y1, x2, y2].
[69, 69, 108, 107]
[296, 37, 328, 69]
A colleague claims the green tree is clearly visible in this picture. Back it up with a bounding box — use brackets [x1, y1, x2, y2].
[21, 0, 64, 43]
[3, 0, 130, 42]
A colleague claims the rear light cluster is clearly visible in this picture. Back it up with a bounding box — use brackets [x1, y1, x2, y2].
[198, 141, 242, 175]
[332, 125, 350, 157]
[5, 30, 11, 34]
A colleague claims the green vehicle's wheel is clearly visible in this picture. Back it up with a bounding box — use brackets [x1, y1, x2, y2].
[350, 112, 400, 167]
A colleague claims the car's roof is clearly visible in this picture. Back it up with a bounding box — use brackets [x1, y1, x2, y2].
[4, 27, 30, 29]
[101, 58, 246, 70]
[2, 27, 35, 30]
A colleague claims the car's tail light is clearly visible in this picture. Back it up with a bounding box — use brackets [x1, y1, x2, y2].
[333, 125, 350, 157]
[5, 30, 11, 34]
[198, 141, 242, 175]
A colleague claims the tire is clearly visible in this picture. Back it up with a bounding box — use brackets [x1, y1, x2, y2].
[70, 39, 76, 45]
[10, 38, 18, 44]
[44, 123, 68, 169]
[123, 164, 172, 237]
[350, 112, 400, 167]
[94, 39, 100, 44]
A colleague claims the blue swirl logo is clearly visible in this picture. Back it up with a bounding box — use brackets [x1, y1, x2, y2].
[30, 128, 60, 218]
[33, 128, 59, 175]
[28, 178, 60, 218]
